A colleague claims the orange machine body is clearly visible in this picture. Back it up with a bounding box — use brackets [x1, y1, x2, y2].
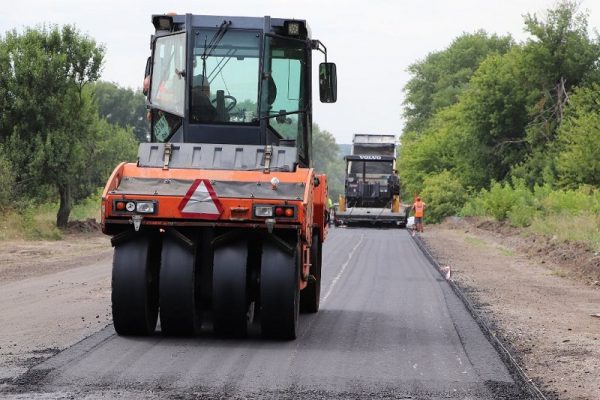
[102, 163, 325, 232]
[101, 162, 328, 288]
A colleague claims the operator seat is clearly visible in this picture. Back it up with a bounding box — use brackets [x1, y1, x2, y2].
[191, 74, 217, 123]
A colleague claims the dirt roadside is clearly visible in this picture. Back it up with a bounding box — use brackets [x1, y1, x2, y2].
[419, 218, 600, 400]
[0, 233, 113, 382]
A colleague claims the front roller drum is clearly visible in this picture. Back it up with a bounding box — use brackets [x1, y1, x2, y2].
[159, 234, 201, 336]
[112, 234, 160, 336]
[260, 241, 300, 340]
[212, 242, 249, 337]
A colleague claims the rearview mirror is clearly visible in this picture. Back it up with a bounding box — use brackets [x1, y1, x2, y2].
[319, 63, 337, 103]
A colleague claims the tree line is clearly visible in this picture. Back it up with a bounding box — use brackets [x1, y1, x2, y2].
[0, 24, 344, 228]
[0, 25, 140, 227]
[398, 1, 600, 222]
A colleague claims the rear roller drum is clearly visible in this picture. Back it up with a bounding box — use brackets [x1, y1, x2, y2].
[112, 234, 160, 336]
[159, 234, 201, 336]
[212, 242, 249, 337]
[300, 232, 322, 313]
[260, 241, 300, 340]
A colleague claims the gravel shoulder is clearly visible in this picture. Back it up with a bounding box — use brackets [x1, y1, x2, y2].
[419, 218, 600, 400]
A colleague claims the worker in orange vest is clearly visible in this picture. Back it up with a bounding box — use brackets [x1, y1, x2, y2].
[412, 196, 426, 233]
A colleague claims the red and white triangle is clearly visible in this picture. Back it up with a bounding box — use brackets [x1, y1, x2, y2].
[178, 179, 223, 219]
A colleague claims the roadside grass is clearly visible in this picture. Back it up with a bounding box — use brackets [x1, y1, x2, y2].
[70, 191, 102, 222]
[528, 212, 600, 252]
[0, 191, 101, 241]
[0, 211, 30, 241]
[548, 270, 568, 278]
[464, 236, 488, 248]
[497, 247, 515, 257]
[462, 182, 600, 252]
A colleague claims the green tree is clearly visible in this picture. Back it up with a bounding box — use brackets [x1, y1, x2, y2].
[93, 81, 148, 142]
[27, 99, 138, 224]
[398, 106, 461, 196]
[399, 1, 600, 198]
[312, 123, 339, 171]
[398, 101, 488, 195]
[312, 123, 345, 199]
[459, 47, 534, 184]
[556, 84, 600, 187]
[403, 31, 513, 133]
[514, 1, 600, 185]
[0, 26, 103, 141]
[0, 40, 11, 134]
[0, 146, 14, 209]
[420, 170, 467, 223]
[0, 25, 137, 227]
[523, 1, 599, 102]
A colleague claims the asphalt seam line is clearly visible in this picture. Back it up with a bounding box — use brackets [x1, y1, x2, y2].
[321, 233, 365, 305]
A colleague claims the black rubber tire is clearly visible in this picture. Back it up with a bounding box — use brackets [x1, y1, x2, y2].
[112, 235, 159, 336]
[300, 232, 321, 313]
[260, 241, 300, 340]
[212, 242, 249, 337]
[159, 235, 201, 336]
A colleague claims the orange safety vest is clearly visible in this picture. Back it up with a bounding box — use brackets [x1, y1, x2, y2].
[413, 201, 425, 218]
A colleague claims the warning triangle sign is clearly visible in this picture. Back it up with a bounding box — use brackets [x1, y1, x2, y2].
[178, 179, 223, 219]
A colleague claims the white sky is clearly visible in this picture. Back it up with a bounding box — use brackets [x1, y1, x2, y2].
[1, 1, 599, 143]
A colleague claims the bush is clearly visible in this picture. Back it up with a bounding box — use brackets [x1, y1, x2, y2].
[507, 201, 537, 227]
[541, 188, 593, 215]
[462, 179, 538, 226]
[484, 182, 515, 220]
[420, 170, 467, 223]
[462, 177, 600, 229]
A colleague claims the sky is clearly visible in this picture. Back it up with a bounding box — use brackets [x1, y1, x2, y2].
[1, 1, 599, 144]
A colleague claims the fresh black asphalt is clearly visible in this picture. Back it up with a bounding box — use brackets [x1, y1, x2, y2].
[6, 228, 530, 399]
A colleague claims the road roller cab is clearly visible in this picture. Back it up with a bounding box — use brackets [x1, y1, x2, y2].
[101, 13, 337, 339]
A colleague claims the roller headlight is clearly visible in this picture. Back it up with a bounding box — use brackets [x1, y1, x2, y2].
[136, 201, 156, 214]
[113, 200, 157, 214]
[254, 205, 274, 217]
[253, 204, 296, 219]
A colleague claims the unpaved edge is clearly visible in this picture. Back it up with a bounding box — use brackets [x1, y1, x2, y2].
[416, 219, 600, 400]
[0, 232, 114, 385]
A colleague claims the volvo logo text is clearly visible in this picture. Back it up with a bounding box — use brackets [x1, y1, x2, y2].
[358, 155, 382, 160]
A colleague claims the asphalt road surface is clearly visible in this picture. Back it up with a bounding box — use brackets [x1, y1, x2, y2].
[9, 228, 528, 399]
